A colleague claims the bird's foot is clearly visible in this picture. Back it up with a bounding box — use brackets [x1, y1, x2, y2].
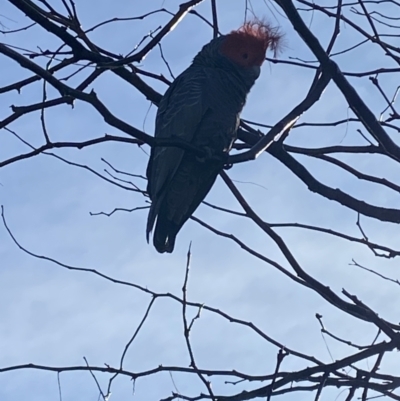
[195, 146, 214, 163]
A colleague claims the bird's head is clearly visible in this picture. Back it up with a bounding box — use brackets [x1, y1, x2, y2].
[219, 20, 283, 76]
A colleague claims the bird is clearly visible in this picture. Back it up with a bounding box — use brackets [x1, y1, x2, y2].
[146, 20, 282, 253]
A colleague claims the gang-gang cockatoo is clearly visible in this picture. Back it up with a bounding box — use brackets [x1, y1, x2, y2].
[146, 20, 282, 253]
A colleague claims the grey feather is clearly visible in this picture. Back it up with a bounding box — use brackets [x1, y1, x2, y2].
[146, 34, 260, 253]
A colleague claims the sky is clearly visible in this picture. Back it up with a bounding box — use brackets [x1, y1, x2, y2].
[1, 0, 400, 400]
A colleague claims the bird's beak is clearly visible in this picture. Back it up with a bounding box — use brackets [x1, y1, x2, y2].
[250, 65, 261, 79]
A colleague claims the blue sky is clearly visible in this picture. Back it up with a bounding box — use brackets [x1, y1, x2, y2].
[1, 0, 400, 400]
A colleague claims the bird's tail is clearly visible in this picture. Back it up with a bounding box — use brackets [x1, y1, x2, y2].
[147, 198, 178, 253]
[153, 213, 177, 253]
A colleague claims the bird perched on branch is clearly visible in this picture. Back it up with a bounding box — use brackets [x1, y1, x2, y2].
[146, 20, 282, 253]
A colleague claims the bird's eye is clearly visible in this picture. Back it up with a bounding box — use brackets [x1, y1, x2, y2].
[242, 53, 249, 59]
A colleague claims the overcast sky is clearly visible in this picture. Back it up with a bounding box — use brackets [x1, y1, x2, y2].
[1, 0, 400, 400]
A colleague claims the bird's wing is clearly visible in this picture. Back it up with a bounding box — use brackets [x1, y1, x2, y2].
[147, 67, 207, 199]
[146, 67, 207, 239]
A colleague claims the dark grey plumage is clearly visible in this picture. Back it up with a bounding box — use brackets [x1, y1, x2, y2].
[146, 22, 280, 253]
